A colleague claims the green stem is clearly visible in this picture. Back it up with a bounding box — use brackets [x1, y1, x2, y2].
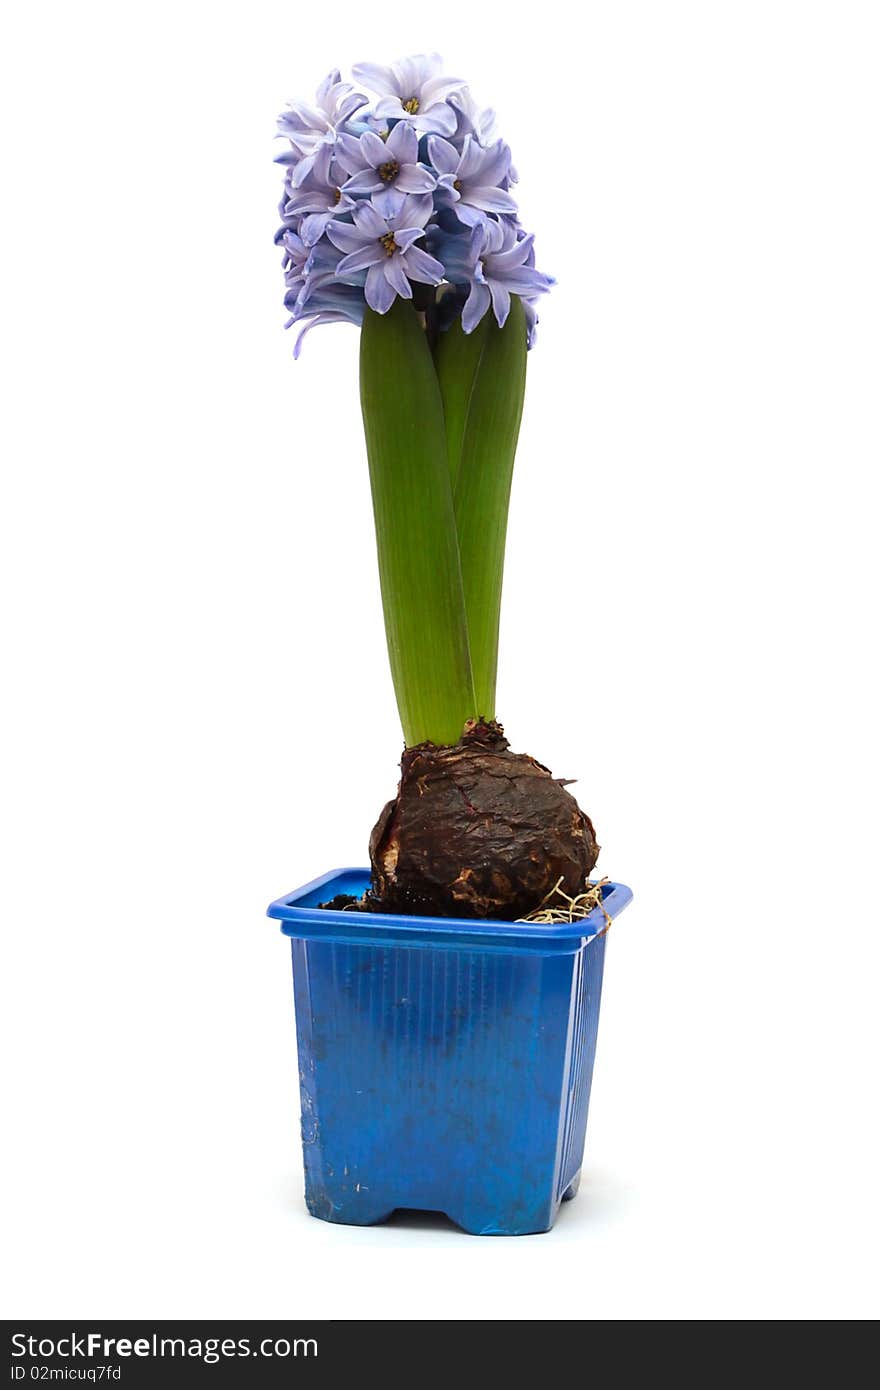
[359, 301, 477, 747]
[452, 297, 527, 720]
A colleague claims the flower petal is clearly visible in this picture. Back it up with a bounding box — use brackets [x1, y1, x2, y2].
[386, 122, 418, 163]
[373, 188, 406, 222]
[489, 280, 511, 327]
[426, 135, 460, 176]
[365, 262, 397, 313]
[463, 186, 519, 214]
[372, 186, 405, 218]
[480, 219, 507, 254]
[336, 91, 369, 123]
[394, 53, 436, 96]
[454, 135, 485, 182]
[490, 266, 555, 296]
[336, 243, 386, 275]
[360, 130, 389, 166]
[374, 95, 407, 120]
[486, 233, 534, 271]
[335, 131, 369, 173]
[420, 76, 466, 107]
[315, 71, 341, 102]
[473, 140, 511, 187]
[351, 62, 398, 97]
[394, 163, 436, 193]
[281, 230, 306, 258]
[325, 221, 368, 253]
[341, 170, 383, 194]
[283, 100, 329, 132]
[333, 132, 365, 174]
[383, 256, 413, 299]
[300, 211, 333, 245]
[310, 141, 334, 185]
[416, 104, 457, 135]
[292, 312, 349, 358]
[400, 245, 445, 285]
[451, 202, 486, 227]
[391, 226, 424, 252]
[290, 152, 316, 188]
[393, 191, 434, 229]
[461, 281, 491, 333]
[352, 202, 389, 237]
[284, 188, 330, 215]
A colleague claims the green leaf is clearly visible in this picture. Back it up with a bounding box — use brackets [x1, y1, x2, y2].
[433, 312, 489, 491]
[452, 297, 528, 720]
[360, 301, 477, 747]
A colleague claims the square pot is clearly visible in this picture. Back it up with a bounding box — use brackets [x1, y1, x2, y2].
[268, 868, 632, 1236]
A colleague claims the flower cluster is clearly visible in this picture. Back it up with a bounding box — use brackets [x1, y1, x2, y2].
[275, 56, 553, 356]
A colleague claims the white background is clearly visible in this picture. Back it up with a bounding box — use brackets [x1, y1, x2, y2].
[2, 1, 878, 1321]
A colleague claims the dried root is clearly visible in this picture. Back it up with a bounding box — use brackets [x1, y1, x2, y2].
[517, 875, 612, 930]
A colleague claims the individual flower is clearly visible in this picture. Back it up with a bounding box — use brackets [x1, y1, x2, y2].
[285, 242, 366, 357]
[335, 124, 436, 216]
[326, 193, 444, 314]
[352, 54, 464, 136]
[287, 303, 363, 358]
[446, 89, 518, 180]
[283, 237, 351, 314]
[447, 87, 498, 148]
[435, 220, 554, 332]
[276, 69, 368, 186]
[280, 229, 313, 306]
[428, 135, 518, 225]
[280, 145, 358, 245]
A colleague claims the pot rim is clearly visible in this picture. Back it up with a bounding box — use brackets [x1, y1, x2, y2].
[268, 867, 632, 953]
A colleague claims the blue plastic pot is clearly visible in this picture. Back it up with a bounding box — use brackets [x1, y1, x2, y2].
[268, 868, 632, 1236]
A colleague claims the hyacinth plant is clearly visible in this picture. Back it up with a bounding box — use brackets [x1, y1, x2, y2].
[276, 57, 599, 920]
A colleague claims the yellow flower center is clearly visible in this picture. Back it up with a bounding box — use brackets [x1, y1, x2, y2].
[380, 232, 398, 257]
[453, 178, 462, 192]
[378, 160, 400, 183]
[402, 96, 420, 114]
[332, 188, 342, 205]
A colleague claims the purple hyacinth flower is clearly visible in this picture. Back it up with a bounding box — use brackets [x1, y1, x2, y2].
[436, 219, 554, 332]
[335, 123, 436, 216]
[276, 69, 368, 186]
[352, 54, 464, 136]
[428, 135, 518, 226]
[280, 145, 357, 246]
[447, 87, 498, 148]
[281, 229, 313, 307]
[287, 305, 363, 358]
[447, 89, 519, 180]
[285, 241, 366, 357]
[325, 193, 444, 314]
[286, 238, 353, 312]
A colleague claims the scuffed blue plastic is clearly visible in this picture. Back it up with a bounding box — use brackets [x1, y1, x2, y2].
[268, 868, 632, 1236]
